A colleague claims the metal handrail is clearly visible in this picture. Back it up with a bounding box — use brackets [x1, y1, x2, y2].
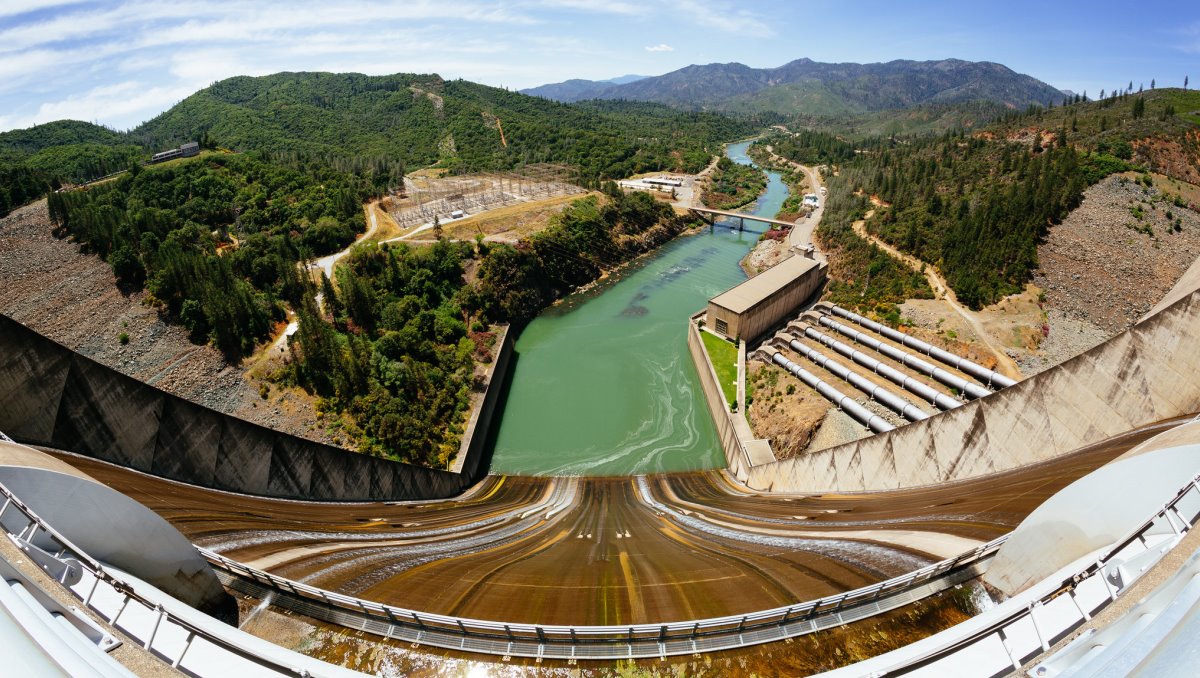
[0, 480, 324, 677]
[835, 472, 1200, 675]
[199, 532, 1007, 656]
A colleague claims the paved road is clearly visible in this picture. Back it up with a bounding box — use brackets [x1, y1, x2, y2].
[759, 144, 827, 262]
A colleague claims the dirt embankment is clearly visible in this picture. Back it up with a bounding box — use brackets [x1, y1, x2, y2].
[746, 362, 830, 460]
[1034, 173, 1200, 334]
[0, 200, 340, 447]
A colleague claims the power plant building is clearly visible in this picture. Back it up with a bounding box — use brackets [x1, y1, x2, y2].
[707, 253, 826, 341]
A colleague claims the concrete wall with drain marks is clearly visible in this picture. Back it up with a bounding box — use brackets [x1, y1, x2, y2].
[742, 286, 1200, 494]
[0, 314, 486, 501]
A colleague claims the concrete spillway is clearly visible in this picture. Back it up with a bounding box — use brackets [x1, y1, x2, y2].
[742, 283, 1200, 493]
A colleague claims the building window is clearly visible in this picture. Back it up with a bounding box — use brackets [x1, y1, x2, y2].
[715, 318, 728, 335]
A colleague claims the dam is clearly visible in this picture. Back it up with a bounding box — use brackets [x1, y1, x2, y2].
[3, 156, 1200, 675]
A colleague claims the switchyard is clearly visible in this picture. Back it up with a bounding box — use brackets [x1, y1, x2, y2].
[388, 164, 584, 230]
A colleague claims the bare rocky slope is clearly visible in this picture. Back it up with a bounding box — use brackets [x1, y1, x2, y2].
[0, 200, 338, 446]
[1034, 173, 1200, 334]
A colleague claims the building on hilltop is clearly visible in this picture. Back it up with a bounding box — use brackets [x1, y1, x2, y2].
[150, 141, 200, 164]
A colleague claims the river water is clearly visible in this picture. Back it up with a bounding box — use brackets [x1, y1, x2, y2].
[487, 140, 788, 476]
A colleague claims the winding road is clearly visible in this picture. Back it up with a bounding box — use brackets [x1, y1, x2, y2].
[850, 212, 1024, 380]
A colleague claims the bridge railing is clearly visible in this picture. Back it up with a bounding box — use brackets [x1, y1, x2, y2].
[0, 479, 348, 677]
[199, 534, 1007, 660]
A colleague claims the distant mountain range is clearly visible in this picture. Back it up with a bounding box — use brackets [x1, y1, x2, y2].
[521, 74, 646, 102]
[521, 58, 1067, 115]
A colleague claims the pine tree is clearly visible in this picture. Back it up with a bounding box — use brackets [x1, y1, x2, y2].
[1151, 78, 1156, 89]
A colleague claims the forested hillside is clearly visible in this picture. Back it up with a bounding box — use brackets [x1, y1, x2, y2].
[46, 153, 376, 359]
[0, 120, 145, 216]
[43, 148, 694, 467]
[769, 88, 1200, 310]
[131, 72, 763, 181]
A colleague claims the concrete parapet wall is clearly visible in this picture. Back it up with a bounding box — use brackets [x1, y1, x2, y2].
[0, 314, 486, 501]
[450, 324, 512, 477]
[743, 289, 1200, 494]
[688, 312, 753, 479]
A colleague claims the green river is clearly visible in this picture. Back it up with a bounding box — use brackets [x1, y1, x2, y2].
[487, 140, 789, 476]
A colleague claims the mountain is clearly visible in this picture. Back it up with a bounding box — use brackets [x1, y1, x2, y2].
[524, 58, 1067, 115]
[521, 74, 648, 102]
[0, 119, 144, 212]
[605, 74, 648, 85]
[0, 120, 130, 154]
[117, 72, 759, 178]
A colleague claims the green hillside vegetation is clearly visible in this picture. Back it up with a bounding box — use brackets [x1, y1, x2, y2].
[703, 156, 768, 209]
[131, 72, 760, 182]
[987, 88, 1200, 180]
[790, 101, 1013, 140]
[0, 121, 146, 216]
[816, 188, 935, 318]
[46, 153, 375, 359]
[44, 151, 691, 467]
[773, 91, 1200, 310]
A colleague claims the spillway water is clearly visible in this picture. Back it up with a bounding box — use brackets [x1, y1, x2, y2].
[488, 140, 790, 476]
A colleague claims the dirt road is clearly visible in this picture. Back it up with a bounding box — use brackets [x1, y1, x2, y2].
[851, 215, 1023, 380]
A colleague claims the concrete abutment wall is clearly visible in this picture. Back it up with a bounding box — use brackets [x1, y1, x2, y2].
[743, 289, 1200, 494]
[0, 313, 494, 501]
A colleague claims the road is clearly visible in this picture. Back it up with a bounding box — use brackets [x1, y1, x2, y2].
[750, 143, 828, 263]
[850, 214, 1023, 380]
[252, 203, 381, 361]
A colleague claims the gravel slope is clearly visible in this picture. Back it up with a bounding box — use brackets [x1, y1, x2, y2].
[0, 199, 337, 446]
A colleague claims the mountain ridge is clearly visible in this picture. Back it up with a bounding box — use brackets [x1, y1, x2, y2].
[521, 58, 1067, 115]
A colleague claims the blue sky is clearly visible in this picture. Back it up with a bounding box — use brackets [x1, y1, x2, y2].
[0, 0, 1196, 132]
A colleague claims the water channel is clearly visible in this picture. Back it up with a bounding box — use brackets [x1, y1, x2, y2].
[488, 140, 789, 476]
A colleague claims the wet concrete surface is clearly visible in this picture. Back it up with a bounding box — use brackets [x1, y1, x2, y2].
[47, 415, 1187, 627]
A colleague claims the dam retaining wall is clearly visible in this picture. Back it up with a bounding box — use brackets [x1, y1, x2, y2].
[743, 288, 1200, 494]
[0, 314, 489, 501]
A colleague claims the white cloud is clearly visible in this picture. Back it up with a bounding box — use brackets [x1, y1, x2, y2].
[531, 0, 644, 15]
[0, 80, 197, 131]
[674, 0, 773, 37]
[0, 0, 83, 19]
[645, 44, 673, 52]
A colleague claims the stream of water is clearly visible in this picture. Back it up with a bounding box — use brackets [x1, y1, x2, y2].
[487, 140, 788, 476]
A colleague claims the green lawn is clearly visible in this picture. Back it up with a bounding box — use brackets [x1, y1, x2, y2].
[701, 330, 739, 406]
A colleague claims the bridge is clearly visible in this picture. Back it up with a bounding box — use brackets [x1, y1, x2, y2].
[689, 205, 799, 230]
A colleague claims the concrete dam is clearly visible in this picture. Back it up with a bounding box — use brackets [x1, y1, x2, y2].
[4, 149, 1200, 673]
[3, 253, 1200, 674]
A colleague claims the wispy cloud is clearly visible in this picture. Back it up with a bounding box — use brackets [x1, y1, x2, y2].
[1178, 20, 1200, 54]
[645, 44, 673, 52]
[675, 0, 774, 37]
